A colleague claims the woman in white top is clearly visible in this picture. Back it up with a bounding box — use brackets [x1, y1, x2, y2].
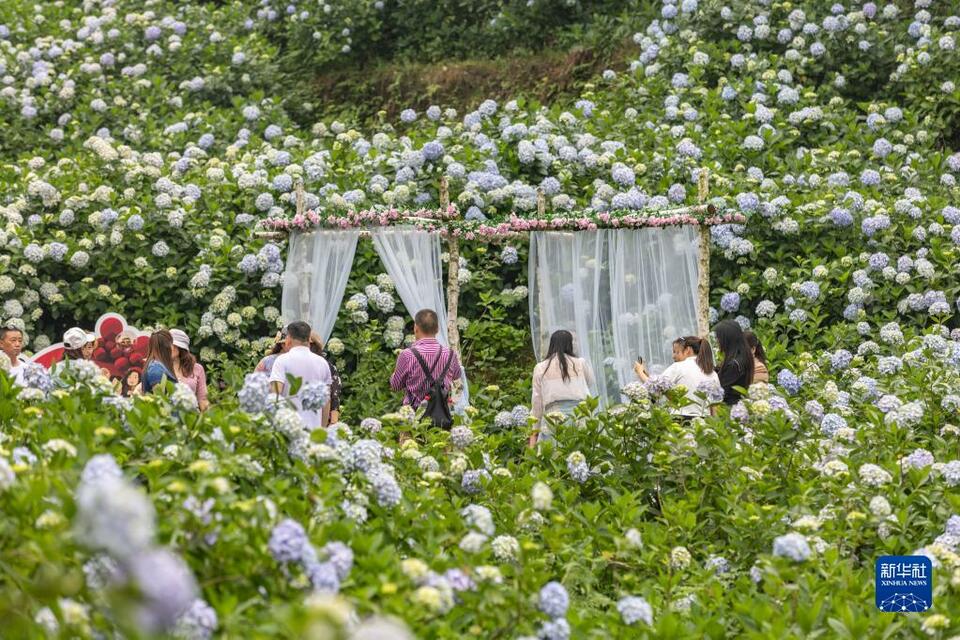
[529, 330, 595, 447]
[634, 336, 720, 418]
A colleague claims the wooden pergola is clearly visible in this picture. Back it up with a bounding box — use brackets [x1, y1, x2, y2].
[261, 169, 718, 361]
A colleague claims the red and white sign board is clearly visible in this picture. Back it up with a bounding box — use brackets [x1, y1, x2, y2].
[30, 313, 149, 382]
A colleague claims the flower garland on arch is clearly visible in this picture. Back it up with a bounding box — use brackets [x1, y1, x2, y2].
[260, 201, 748, 239]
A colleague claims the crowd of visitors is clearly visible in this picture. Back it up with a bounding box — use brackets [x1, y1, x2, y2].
[1, 307, 771, 442]
[528, 319, 770, 444]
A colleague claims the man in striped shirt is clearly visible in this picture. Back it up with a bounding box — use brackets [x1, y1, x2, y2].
[390, 309, 462, 408]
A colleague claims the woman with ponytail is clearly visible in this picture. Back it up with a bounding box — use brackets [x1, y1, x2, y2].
[634, 336, 720, 417]
[529, 330, 595, 446]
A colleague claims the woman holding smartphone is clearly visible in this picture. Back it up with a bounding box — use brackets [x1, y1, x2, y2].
[634, 336, 720, 418]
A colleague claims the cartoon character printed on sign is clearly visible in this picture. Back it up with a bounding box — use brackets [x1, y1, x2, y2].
[30, 313, 149, 397]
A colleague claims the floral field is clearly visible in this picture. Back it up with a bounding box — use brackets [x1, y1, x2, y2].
[2, 0, 960, 637]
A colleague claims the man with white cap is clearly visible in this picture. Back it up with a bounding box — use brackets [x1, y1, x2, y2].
[169, 328, 209, 411]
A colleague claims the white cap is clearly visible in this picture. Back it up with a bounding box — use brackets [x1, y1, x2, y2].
[170, 328, 190, 350]
[63, 327, 96, 350]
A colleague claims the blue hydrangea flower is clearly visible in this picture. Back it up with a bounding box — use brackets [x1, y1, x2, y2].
[299, 381, 330, 412]
[321, 541, 354, 581]
[450, 426, 474, 449]
[538, 582, 569, 618]
[820, 413, 847, 437]
[797, 281, 820, 301]
[20, 363, 53, 394]
[305, 560, 340, 593]
[860, 169, 881, 186]
[667, 183, 686, 202]
[126, 215, 144, 231]
[538, 618, 571, 640]
[829, 349, 852, 372]
[901, 449, 935, 471]
[174, 599, 218, 640]
[730, 402, 750, 422]
[617, 596, 653, 625]
[45, 242, 68, 262]
[510, 405, 531, 425]
[422, 140, 444, 161]
[127, 549, 198, 633]
[81, 454, 124, 485]
[268, 519, 311, 564]
[370, 471, 402, 507]
[828, 207, 853, 226]
[611, 163, 635, 187]
[720, 292, 740, 313]
[348, 439, 382, 473]
[238, 373, 271, 413]
[253, 192, 273, 212]
[772, 533, 811, 562]
[461, 469, 490, 494]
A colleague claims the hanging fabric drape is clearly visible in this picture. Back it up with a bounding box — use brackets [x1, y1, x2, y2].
[528, 230, 615, 406]
[528, 227, 701, 405]
[281, 228, 360, 342]
[607, 227, 701, 389]
[372, 226, 469, 409]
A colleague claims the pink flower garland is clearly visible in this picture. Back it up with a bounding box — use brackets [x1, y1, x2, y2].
[260, 205, 746, 238]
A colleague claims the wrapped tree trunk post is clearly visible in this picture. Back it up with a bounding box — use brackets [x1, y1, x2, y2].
[697, 168, 711, 337]
[295, 180, 305, 218]
[442, 177, 461, 356]
[535, 188, 546, 356]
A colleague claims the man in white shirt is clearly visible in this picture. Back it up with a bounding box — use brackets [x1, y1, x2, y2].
[1, 326, 28, 386]
[634, 336, 720, 417]
[269, 321, 332, 429]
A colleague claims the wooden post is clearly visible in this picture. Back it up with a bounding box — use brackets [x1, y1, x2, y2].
[696, 168, 711, 338]
[442, 177, 461, 356]
[293, 180, 307, 321]
[534, 188, 546, 357]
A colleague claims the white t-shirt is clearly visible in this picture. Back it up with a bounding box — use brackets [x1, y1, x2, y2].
[9, 354, 28, 386]
[269, 346, 333, 429]
[660, 356, 721, 417]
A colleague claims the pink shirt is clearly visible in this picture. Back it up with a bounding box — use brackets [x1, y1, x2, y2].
[178, 363, 208, 406]
[390, 338, 462, 407]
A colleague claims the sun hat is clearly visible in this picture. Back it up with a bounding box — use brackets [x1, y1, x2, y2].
[170, 329, 191, 350]
[64, 327, 96, 350]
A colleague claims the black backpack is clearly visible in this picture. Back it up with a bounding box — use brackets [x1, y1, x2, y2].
[410, 347, 455, 429]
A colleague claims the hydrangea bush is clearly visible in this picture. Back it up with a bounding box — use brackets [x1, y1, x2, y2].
[4, 318, 960, 635]
[2, 0, 960, 633]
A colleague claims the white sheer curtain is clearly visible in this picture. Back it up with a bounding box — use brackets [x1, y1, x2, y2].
[281, 229, 360, 342]
[372, 226, 469, 408]
[608, 227, 701, 388]
[528, 230, 615, 406]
